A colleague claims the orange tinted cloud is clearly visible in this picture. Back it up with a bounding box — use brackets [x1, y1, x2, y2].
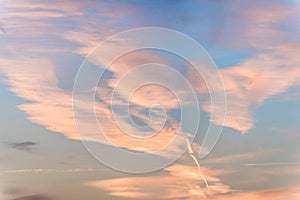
[62, 0, 300, 134]
[0, 56, 190, 158]
[86, 164, 232, 199]
[197, 1, 300, 133]
[0, 1, 191, 157]
[215, 45, 300, 133]
[0, 57, 77, 139]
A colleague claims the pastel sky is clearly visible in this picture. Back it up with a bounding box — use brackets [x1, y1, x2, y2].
[1, 0, 300, 199]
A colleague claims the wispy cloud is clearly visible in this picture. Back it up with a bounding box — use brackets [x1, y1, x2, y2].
[217, 45, 300, 132]
[203, 153, 256, 165]
[10, 195, 53, 200]
[211, 186, 300, 200]
[244, 162, 300, 166]
[203, 0, 300, 133]
[0, 1, 191, 158]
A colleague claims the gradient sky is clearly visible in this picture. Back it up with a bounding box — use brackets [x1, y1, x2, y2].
[1, 0, 300, 199]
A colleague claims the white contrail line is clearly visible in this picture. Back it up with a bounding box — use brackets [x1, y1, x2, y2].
[244, 162, 300, 166]
[186, 138, 211, 194]
[3, 168, 100, 173]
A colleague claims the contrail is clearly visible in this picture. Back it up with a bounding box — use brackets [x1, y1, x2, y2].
[186, 138, 211, 194]
[244, 162, 300, 166]
[3, 168, 100, 173]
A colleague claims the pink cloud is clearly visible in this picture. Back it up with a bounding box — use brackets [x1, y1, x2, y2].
[197, 1, 300, 133]
[86, 164, 232, 199]
[214, 45, 300, 132]
[0, 1, 191, 157]
[0, 55, 189, 158]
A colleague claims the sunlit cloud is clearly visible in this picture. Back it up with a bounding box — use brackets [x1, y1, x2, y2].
[200, 0, 300, 133]
[86, 164, 232, 199]
[217, 45, 300, 132]
[0, 55, 187, 157]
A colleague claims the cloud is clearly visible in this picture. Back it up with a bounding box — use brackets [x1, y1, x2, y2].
[0, 0, 80, 39]
[196, 0, 300, 133]
[86, 164, 232, 199]
[0, 0, 193, 158]
[65, 0, 300, 135]
[244, 163, 300, 177]
[0, 54, 189, 158]
[0, 57, 78, 139]
[10, 195, 53, 200]
[1, 0, 300, 159]
[9, 141, 37, 151]
[201, 144, 281, 167]
[211, 186, 300, 200]
[203, 152, 256, 165]
[94, 50, 182, 110]
[2, 0, 202, 159]
[216, 45, 300, 132]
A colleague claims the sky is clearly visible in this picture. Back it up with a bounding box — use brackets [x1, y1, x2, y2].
[1, 0, 300, 199]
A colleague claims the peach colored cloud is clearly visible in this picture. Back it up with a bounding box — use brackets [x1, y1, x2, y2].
[218, 45, 300, 132]
[196, 1, 300, 133]
[0, 1, 192, 158]
[66, 0, 300, 134]
[0, 54, 190, 158]
[0, 0, 81, 39]
[96, 50, 182, 110]
[86, 164, 232, 199]
[0, 57, 77, 139]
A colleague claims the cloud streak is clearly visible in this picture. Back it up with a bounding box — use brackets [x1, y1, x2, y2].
[9, 142, 37, 151]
